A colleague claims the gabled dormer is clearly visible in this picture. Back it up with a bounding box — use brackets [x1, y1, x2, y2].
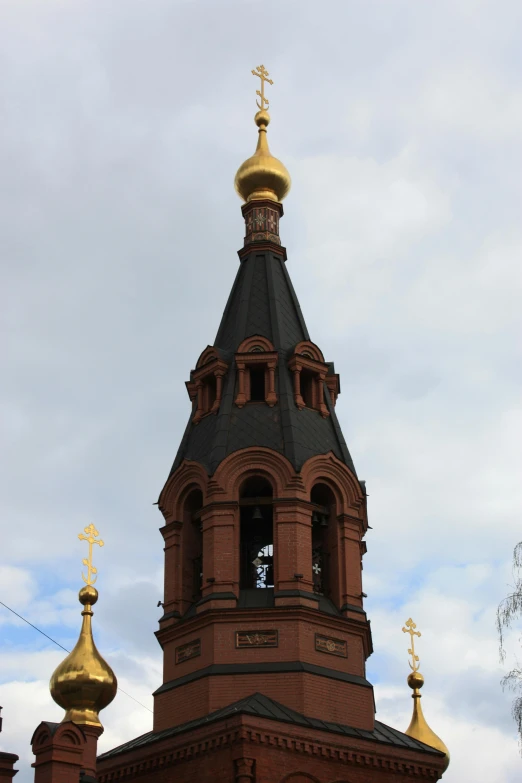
[288, 340, 336, 418]
[234, 335, 278, 408]
[186, 346, 228, 424]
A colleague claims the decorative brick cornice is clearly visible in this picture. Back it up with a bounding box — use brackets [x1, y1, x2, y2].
[155, 602, 371, 649]
[153, 661, 372, 697]
[237, 242, 287, 261]
[97, 713, 444, 782]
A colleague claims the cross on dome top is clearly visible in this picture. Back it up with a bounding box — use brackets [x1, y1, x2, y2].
[251, 64, 273, 110]
[234, 65, 291, 204]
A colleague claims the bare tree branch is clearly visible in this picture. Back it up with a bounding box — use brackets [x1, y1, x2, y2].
[497, 542, 522, 753]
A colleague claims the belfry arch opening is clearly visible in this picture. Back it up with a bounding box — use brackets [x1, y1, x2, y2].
[182, 487, 203, 606]
[310, 483, 336, 598]
[239, 476, 274, 589]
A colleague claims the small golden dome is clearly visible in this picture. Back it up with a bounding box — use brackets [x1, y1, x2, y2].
[50, 586, 117, 728]
[405, 672, 450, 771]
[234, 110, 291, 203]
[402, 618, 449, 771]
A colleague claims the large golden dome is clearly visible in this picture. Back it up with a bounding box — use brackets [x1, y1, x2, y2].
[234, 109, 291, 203]
[50, 585, 117, 728]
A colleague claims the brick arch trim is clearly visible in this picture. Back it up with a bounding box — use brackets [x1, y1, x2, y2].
[279, 774, 322, 783]
[237, 334, 275, 353]
[294, 340, 325, 363]
[158, 460, 208, 520]
[31, 721, 85, 748]
[301, 452, 364, 513]
[212, 447, 303, 499]
[196, 345, 219, 369]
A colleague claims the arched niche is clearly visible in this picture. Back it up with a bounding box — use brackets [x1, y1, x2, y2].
[181, 487, 203, 606]
[311, 482, 338, 602]
[239, 475, 274, 590]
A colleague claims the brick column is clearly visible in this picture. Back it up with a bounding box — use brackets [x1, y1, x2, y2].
[79, 726, 103, 778]
[338, 513, 364, 609]
[235, 363, 247, 407]
[31, 722, 86, 783]
[273, 501, 315, 599]
[160, 520, 183, 620]
[197, 502, 238, 612]
[0, 752, 18, 781]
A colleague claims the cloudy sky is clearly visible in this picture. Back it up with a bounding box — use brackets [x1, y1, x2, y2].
[1, 0, 521, 780]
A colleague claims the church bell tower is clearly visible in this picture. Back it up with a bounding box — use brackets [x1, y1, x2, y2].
[96, 66, 449, 783]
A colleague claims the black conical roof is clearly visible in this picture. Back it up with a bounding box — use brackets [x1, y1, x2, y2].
[168, 247, 356, 478]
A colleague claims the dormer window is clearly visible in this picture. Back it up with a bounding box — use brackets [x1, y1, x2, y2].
[234, 336, 278, 408]
[288, 341, 335, 418]
[186, 346, 228, 424]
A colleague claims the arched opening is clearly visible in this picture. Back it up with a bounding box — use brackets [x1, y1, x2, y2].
[249, 366, 266, 401]
[310, 483, 336, 598]
[182, 488, 203, 606]
[239, 476, 274, 589]
[203, 374, 217, 411]
[301, 369, 315, 408]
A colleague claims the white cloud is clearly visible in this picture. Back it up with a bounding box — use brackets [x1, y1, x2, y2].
[0, 567, 36, 612]
[296, 146, 451, 292]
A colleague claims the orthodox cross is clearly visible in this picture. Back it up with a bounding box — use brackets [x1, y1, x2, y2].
[402, 617, 421, 672]
[78, 523, 104, 585]
[251, 64, 273, 110]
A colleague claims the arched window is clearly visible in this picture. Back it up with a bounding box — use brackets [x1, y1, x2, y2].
[234, 336, 278, 408]
[239, 476, 274, 589]
[310, 483, 336, 597]
[182, 488, 203, 606]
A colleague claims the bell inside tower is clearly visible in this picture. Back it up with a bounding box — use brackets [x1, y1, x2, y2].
[239, 476, 274, 589]
[311, 483, 335, 599]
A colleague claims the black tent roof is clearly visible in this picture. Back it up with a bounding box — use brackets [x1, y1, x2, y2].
[168, 247, 356, 479]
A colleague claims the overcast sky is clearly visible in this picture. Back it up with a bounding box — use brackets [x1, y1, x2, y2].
[1, 1, 521, 781]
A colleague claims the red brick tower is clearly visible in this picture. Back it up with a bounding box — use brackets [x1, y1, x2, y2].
[97, 68, 448, 783]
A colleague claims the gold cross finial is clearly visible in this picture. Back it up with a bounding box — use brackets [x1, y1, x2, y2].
[251, 64, 273, 111]
[78, 524, 104, 585]
[402, 617, 422, 672]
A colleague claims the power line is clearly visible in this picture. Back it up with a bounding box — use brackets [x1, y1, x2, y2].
[0, 601, 70, 652]
[0, 600, 153, 714]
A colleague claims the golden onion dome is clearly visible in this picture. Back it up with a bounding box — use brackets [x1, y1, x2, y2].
[234, 109, 291, 203]
[50, 584, 117, 728]
[405, 671, 450, 770]
[402, 618, 450, 772]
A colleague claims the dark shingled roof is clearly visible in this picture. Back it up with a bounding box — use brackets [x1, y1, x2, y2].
[97, 692, 444, 761]
[168, 248, 356, 478]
